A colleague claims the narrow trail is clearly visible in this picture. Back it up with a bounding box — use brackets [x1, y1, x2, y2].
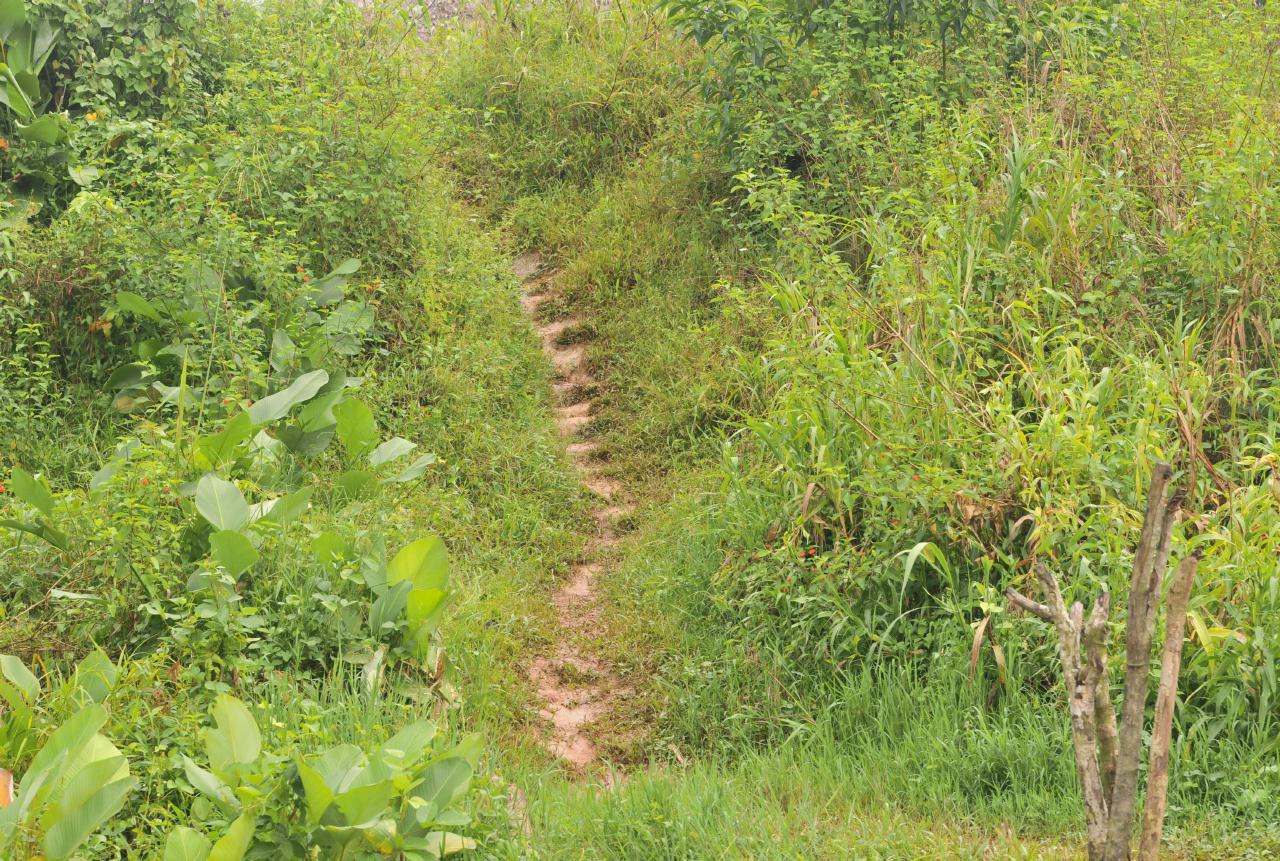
[515, 250, 633, 775]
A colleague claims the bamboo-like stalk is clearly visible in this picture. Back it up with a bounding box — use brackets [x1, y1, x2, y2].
[1138, 553, 1199, 861]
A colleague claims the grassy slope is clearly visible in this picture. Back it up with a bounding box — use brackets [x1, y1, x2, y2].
[422, 2, 1280, 860]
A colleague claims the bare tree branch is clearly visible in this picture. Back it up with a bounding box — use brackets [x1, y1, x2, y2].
[1005, 588, 1053, 622]
[1138, 552, 1199, 861]
[1106, 463, 1175, 861]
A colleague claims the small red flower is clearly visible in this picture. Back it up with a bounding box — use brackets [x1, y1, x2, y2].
[0, 482, 7, 493]
[302, 276, 310, 283]
[141, 478, 149, 486]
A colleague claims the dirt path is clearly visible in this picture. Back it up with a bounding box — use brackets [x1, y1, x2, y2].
[516, 251, 633, 774]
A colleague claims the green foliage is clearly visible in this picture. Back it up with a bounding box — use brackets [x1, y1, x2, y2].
[168, 694, 479, 860]
[0, 653, 134, 861]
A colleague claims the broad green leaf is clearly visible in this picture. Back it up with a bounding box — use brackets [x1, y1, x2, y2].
[17, 113, 64, 144]
[376, 721, 437, 767]
[181, 756, 236, 812]
[165, 826, 213, 861]
[0, 654, 38, 700]
[195, 475, 250, 532]
[69, 164, 100, 187]
[43, 751, 125, 822]
[205, 696, 260, 779]
[23, 705, 107, 796]
[114, 291, 162, 322]
[268, 328, 297, 374]
[411, 758, 472, 824]
[387, 536, 448, 593]
[370, 581, 412, 637]
[407, 588, 447, 642]
[247, 370, 328, 424]
[260, 488, 313, 524]
[277, 423, 337, 457]
[311, 532, 349, 565]
[210, 530, 259, 578]
[336, 469, 376, 500]
[297, 387, 346, 432]
[332, 779, 395, 828]
[385, 454, 437, 484]
[0, 0, 27, 41]
[295, 757, 335, 824]
[207, 812, 255, 861]
[368, 437, 416, 467]
[104, 362, 151, 392]
[197, 413, 254, 469]
[72, 650, 117, 704]
[0, 517, 68, 550]
[42, 774, 136, 860]
[308, 744, 365, 794]
[12, 466, 55, 516]
[333, 398, 378, 459]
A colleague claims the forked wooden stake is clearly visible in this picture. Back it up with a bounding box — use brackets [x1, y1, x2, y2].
[1007, 463, 1199, 861]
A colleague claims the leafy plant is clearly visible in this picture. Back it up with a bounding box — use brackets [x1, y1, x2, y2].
[0, 654, 133, 861]
[170, 694, 480, 860]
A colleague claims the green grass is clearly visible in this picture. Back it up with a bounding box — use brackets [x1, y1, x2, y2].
[423, 0, 1280, 856]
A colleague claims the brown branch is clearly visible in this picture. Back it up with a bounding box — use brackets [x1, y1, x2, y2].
[1006, 587, 1054, 623]
[1138, 553, 1199, 861]
[1025, 565, 1109, 860]
[1082, 592, 1119, 803]
[1106, 463, 1175, 861]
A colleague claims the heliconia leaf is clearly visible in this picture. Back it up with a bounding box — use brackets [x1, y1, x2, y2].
[197, 413, 254, 469]
[114, 290, 162, 322]
[41, 773, 136, 860]
[195, 475, 250, 532]
[22, 705, 108, 797]
[164, 826, 213, 861]
[72, 650, 117, 704]
[206, 812, 255, 861]
[259, 487, 313, 524]
[181, 756, 236, 812]
[247, 370, 328, 425]
[376, 721, 437, 767]
[333, 398, 378, 459]
[0, 517, 69, 550]
[385, 453, 437, 484]
[370, 581, 412, 637]
[204, 696, 260, 780]
[209, 530, 259, 578]
[11, 466, 55, 516]
[306, 744, 365, 795]
[0, 654, 38, 701]
[294, 757, 335, 824]
[368, 437, 416, 467]
[387, 536, 448, 593]
[410, 757, 472, 822]
[332, 780, 395, 829]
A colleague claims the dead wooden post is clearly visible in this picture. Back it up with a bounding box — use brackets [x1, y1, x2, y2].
[1006, 463, 1199, 861]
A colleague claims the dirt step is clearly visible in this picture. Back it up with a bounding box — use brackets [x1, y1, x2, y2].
[518, 250, 631, 775]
